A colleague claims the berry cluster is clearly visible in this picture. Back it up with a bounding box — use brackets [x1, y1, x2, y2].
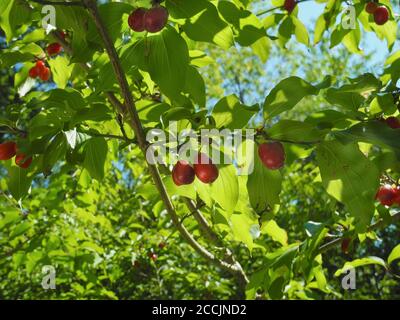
[172, 153, 219, 186]
[365, 2, 389, 25]
[28, 60, 51, 81]
[0, 142, 32, 169]
[28, 31, 66, 82]
[128, 5, 169, 33]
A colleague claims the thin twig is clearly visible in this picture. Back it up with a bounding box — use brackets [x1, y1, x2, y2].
[29, 0, 84, 7]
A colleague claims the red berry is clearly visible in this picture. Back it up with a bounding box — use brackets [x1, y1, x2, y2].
[39, 67, 51, 82]
[172, 160, 195, 186]
[258, 142, 285, 170]
[128, 8, 147, 32]
[36, 60, 46, 70]
[341, 238, 351, 254]
[28, 66, 39, 78]
[0, 142, 17, 160]
[158, 242, 166, 249]
[15, 153, 33, 169]
[144, 6, 169, 33]
[283, 0, 297, 13]
[374, 6, 389, 25]
[46, 42, 62, 56]
[148, 252, 157, 261]
[59, 31, 66, 40]
[376, 185, 397, 206]
[365, 2, 378, 14]
[385, 116, 400, 129]
[194, 153, 219, 184]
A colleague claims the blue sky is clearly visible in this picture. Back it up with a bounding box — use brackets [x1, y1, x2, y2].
[298, 1, 395, 65]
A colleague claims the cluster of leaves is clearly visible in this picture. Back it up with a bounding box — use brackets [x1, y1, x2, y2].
[0, 0, 400, 299]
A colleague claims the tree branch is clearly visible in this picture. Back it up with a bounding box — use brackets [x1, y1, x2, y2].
[82, 0, 248, 286]
[318, 212, 400, 254]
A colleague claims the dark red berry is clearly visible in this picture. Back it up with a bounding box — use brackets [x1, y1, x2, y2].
[366, 2, 378, 14]
[46, 43, 62, 56]
[15, 153, 32, 169]
[193, 153, 219, 184]
[341, 238, 351, 254]
[258, 142, 285, 170]
[128, 8, 147, 32]
[385, 116, 400, 129]
[144, 6, 169, 33]
[374, 6, 389, 25]
[172, 160, 195, 186]
[376, 185, 397, 206]
[283, 0, 297, 13]
[0, 142, 17, 160]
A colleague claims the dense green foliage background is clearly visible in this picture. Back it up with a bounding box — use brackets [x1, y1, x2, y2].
[0, 0, 400, 299]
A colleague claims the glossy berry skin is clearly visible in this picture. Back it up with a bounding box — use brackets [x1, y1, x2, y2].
[376, 185, 397, 206]
[128, 8, 147, 32]
[0, 142, 17, 160]
[46, 43, 62, 56]
[374, 6, 389, 25]
[385, 116, 400, 129]
[365, 2, 378, 14]
[172, 160, 195, 186]
[283, 0, 296, 13]
[39, 67, 51, 82]
[144, 6, 169, 33]
[258, 142, 285, 170]
[29, 61, 46, 79]
[341, 238, 351, 254]
[29, 66, 39, 78]
[36, 60, 46, 70]
[194, 153, 219, 184]
[15, 153, 33, 169]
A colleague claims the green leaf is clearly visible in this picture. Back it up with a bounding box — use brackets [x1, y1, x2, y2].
[334, 121, 400, 154]
[369, 94, 396, 115]
[247, 142, 282, 211]
[0, 0, 32, 42]
[7, 166, 33, 200]
[217, 1, 270, 62]
[388, 244, 400, 265]
[268, 120, 325, 142]
[42, 132, 68, 173]
[183, 66, 206, 107]
[210, 165, 239, 213]
[166, 0, 234, 49]
[47, 56, 74, 89]
[263, 77, 318, 119]
[212, 95, 257, 129]
[292, 16, 309, 46]
[316, 141, 380, 231]
[123, 27, 189, 102]
[261, 220, 288, 246]
[83, 138, 108, 181]
[334, 257, 387, 276]
[324, 74, 381, 111]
